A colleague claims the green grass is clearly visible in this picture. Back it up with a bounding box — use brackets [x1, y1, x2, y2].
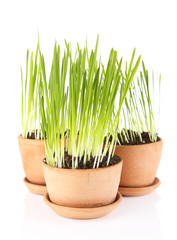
[21, 40, 43, 139]
[21, 36, 159, 168]
[38, 36, 139, 168]
[119, 60, 161, 143]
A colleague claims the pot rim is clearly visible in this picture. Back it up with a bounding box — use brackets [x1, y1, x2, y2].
[18, 134, 44, 143]
[115, 136, 162, 148]
[42, 157, 122, 173]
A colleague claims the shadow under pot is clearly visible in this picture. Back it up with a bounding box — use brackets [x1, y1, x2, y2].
[114, 137, 163, 196]
[42, 158, 123, 219]
[18, 135, 47, 195]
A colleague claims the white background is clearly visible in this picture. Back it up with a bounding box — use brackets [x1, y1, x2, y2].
[0, 0, 177, 239]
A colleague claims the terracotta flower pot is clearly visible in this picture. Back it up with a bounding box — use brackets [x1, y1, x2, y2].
[18, 135, 45, 185]
[114, 137, 163, 187]
[42, 159, 123, 208]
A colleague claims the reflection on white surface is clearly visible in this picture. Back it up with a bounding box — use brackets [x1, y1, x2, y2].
[22, 191, 161, 240]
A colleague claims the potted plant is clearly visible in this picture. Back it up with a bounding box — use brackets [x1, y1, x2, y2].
[18, 41, 47, 195]
[40, 37, 140, 219]
[114, 61, 163, 196]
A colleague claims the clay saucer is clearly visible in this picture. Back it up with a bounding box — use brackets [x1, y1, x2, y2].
[119, 177, 161, 197]
[23, 177, 47, 195]
[43, 192, 122, 219]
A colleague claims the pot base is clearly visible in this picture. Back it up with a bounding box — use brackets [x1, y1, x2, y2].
[43, 192, 122, 219]
[23, 177, 47, 195]
[119, 177, 161, 197]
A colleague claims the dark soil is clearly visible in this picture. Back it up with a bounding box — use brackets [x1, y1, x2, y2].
[105, 131, 159, 146]
[26, 130, 69, 140]
[27, 130, 44, 139]
[45, 152, 121, 169]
